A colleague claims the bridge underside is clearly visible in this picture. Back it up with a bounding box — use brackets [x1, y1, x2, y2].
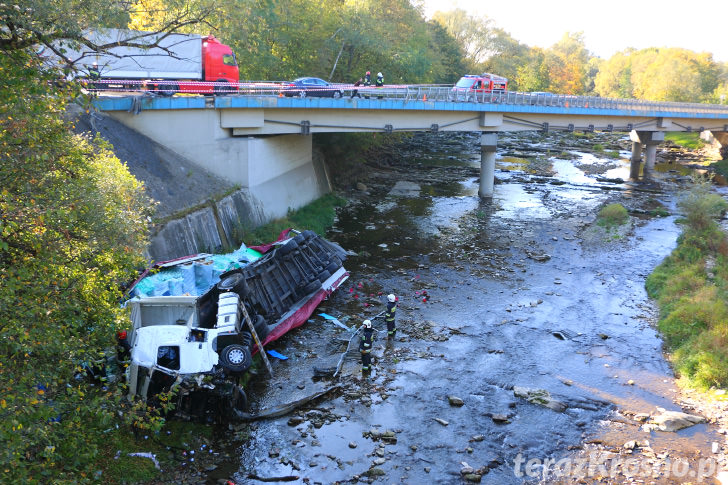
[104, 97, 728, 206]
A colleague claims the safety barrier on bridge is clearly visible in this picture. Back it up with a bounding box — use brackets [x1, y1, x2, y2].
[88, 79, 728, 116]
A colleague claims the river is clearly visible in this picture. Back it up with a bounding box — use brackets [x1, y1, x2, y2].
[224, 130, 723, 484]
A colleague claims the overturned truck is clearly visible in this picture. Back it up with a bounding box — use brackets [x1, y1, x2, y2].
[123, 230, 348, 421]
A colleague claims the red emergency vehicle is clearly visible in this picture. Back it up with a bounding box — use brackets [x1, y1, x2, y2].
[452, 73, 508, 98]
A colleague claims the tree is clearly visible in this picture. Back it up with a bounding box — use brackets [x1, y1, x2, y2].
[544, 32, 591, 94]
[595, 47, 722, 102]
[0, 4, 154, 481]
[431, 8, 498, 72]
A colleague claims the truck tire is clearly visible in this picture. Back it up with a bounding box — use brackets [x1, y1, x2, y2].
[217, 273, 250, 297]
[325, 261, 340, 274]
[317, 270, 331, 283]
[279, 239, 298, 256]
[302, 230, 316, 240]
[253, 314, 269, 341]
[220, 344, 252, 373]
[298, 280, 320, 298]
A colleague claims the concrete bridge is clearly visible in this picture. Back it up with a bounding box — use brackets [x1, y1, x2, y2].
[95, 90, 728, 225]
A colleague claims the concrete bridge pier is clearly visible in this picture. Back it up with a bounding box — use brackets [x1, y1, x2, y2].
[630, 131, 664, 180]
[479, 132, 498, 198]
[710, 131, 728, 159]
[629, 141, 642, 180]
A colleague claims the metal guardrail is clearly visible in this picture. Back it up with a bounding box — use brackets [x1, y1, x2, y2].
[88, 79, 728, 116]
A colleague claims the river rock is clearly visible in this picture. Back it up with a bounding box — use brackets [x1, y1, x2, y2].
[356, 182, 368, 192]
[448, 395, 465, 406]
[365, 467, 385, 477]
[463, 474, 482, 483]
[287, 416, 304, 426]
[646, 409, 705, 432]
[513, 386, 567, 412]
[434, 417, 449, 426]
[491, 414, 510, 424]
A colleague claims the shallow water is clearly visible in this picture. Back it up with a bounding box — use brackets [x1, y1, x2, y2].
[228, 131, 720, 484]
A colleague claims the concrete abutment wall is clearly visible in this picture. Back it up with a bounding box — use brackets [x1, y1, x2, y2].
[107, 110, 331, 261]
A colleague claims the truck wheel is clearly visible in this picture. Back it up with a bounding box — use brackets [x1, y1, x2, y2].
[302, 230, 316, 240]
[217, 273, 250, 297]
[253, 314, 269, 341]
[278, 239, 298, 256]
[317, 270, 331, 283]
[325, 261, 339, 274]
[298, 281, 320, 298]
[220, 344, 252, 373]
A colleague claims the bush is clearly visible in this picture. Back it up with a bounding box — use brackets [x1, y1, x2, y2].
[596, 203, 629, 228]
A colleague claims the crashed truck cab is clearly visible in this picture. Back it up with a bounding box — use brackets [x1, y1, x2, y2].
[125, 291, 254, 410]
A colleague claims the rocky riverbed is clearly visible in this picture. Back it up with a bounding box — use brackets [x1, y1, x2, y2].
[156, 130, 728, 484]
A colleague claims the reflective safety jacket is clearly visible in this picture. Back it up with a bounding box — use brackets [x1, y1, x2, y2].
[375, 76, 384, 87]
[364, 74, 371, 86]
[359, 328, 374, 353]
[385, 301, 396, 323]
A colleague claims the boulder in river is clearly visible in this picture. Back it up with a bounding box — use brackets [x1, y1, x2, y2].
[448, 395, 465, 406]
[513, 386, 567, 412]
[643, 408, 705, 432]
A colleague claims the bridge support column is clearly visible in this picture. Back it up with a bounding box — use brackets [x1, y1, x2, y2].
[629, 141, 642, 180]
[630, 130, 665, 180]
[479, 132, 497, 198]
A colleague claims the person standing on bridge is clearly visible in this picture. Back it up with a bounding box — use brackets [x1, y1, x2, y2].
[385, 293, 397, 339]
[363, 71, 371, 98]
[376, 72, 384, 99]
[359, 319, 374, 373]
[351, 77, 363, 99]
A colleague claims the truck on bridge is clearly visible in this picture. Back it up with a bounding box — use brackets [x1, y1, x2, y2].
[45, 28, 240, 95]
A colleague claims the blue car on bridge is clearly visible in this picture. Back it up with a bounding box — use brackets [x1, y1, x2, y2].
[282, 77, 343, 99]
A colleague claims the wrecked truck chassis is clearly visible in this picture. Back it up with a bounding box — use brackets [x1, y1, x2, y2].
[124, 231, 349, 420]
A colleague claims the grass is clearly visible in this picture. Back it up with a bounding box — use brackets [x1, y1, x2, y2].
[646, 176, 728, 389]
[596, 203, 629, 229]
[665, 132, 705, 150]
[93, 416, 218, 483]
[242, 193, 347, 245]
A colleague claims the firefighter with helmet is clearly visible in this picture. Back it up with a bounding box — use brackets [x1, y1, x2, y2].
[385, 293, 397, 338]
[359, 319, 374, 373]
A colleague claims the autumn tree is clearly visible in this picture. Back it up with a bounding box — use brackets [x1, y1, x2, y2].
[594, 47, 722, 102]
[544, 32, 591, 95]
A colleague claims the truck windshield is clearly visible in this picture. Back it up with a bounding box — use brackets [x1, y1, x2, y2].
[223, 53, 237, 66]
[455, 78, 475, 88]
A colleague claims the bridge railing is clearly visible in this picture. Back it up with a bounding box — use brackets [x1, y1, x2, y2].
[90, 79, 728, 116]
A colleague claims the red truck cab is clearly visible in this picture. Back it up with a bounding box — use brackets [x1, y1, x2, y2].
[452, 73, 507, 100]
[177, 35, 239, 94]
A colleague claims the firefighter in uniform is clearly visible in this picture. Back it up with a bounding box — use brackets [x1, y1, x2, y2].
[363, 71, 371, 98]
[385, 293, 397, 338]
[375, 72, 384, 99]
[359, 319, 374, 373]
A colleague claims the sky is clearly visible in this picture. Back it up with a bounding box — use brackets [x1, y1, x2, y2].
[421, 0, 728, 62]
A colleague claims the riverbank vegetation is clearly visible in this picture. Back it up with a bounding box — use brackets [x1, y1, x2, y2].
[646, 177, 728, 389]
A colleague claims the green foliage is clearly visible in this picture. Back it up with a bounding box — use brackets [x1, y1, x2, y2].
[647, 180, 728, 389]
[665, 132, 705, 150]
[0, 51, 151, 482]
[243, 193, 347, 245]
[596, 203, 629, 228]
[594, 48, 721, 102]
[678, 175, 728, 231]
